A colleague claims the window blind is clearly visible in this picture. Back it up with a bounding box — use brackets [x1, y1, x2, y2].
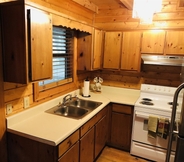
[39, 26, 74, 91]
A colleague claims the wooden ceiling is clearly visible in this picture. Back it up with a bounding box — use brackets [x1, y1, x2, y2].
[70, 0, 184, 30]
[90, 0, 134, 10]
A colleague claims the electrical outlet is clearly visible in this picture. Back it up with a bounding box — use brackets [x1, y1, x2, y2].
[23, 96, 30, 109]
[6, 104, 12, 115]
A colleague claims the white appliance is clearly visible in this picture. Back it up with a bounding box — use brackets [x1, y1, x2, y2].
[130, 84, 183, 162]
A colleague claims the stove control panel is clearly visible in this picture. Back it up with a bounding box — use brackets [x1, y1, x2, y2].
[141, 84, 180, 96]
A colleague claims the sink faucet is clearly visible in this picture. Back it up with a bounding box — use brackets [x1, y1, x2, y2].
[62, 94, 72, 106]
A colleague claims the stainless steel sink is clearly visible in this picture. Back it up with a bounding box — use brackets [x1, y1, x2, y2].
[69, 99, 102, 110]
[55, 106, 88, 118]
[45, 99, 102, 119]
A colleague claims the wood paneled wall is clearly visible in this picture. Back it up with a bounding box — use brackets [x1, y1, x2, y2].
[87, 65, 181, 90]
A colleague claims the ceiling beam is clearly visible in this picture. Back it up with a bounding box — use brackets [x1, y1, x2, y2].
[119, 0, 133, 10]
[72, 0, 98, 13]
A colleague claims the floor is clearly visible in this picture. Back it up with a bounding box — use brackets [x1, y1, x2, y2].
[96, 146, 150, 162]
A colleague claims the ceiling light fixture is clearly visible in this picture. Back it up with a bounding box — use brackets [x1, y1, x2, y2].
[132, 0, 162, 24]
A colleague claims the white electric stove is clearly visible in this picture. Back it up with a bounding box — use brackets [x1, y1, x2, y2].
[130, 84, 183, 162]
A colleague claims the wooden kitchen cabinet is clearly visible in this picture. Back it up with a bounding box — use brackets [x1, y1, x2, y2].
[109, 103, 133, 151]
[95, 115, 108, 159]
[58, 142, 79, 162]
[7, 106, 109, 162]
[165, 31, 184, 55]
[80, 127, 95, 162]
[8, 130, 79, 162]
[103, 32, 122, 69]
[79, 117, 108, 162]
[141, 30, 165, 54]
[1, 1, 52, 84]
[80, 105, 109, 161]
[121, 32, 141, 71]
[77, 28, 103, 70]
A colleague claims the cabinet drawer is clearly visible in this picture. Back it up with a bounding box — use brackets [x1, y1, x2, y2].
[80, 107, 107, 137]
[58, 141, 79, 162]
[112, 104, 132, 115]
[58, 130, 79, 158]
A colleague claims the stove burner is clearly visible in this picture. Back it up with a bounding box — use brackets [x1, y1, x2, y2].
[142, 98, 152, 102]
[168, 102, 179, 106]
[140, 101, 154, 106]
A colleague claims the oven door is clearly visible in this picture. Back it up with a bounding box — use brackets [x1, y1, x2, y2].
[131, 110, 176, 162]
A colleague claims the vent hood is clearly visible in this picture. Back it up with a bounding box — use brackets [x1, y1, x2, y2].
[141, 54, 184, 66]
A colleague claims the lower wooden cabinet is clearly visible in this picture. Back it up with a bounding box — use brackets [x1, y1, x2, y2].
[7, 106, 109, 162]
[59, 141, 79, 162]
[7, 104, 134, 161]
[80, 127, 95, 162]
[95, 115, 108, 159]
[109, 103, 133, 151]
[80, 105, 109, 162]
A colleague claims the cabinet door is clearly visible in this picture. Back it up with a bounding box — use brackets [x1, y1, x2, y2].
[165, 31, 184, 55]
[28, 7, 52, 81]
[95, 115, 108, 159]
[141, 30, 165, 54]
[111, 112, 132, 151]
[110, 104, 133, 151]
[103, 32, 122, 69]
[58, 142, 79, 162]
[93, 29, 103, 69]
[1, 3, 28, 84]
[80, 127, 94, 162]
[121, 32, 141, 71]
[77, 32, 92, 70]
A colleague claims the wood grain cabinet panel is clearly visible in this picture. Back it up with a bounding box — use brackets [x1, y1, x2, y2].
[80, 106, 109, 161]
[77, 28, 103, 70]
[58, 141, 79, 162]
[141, 30, 165, 54]
[121, 32, 141, 71]
[165, 31, 184, 55]
[58, 130, 79, 158]
[93, 29, 103, 69]
[109, 104, 133, 151]
[95, 115, 108, 159]
[1, 2, 52, 84]
[103, 32, 122, 69]
[80, 127, 95, 162]
[28, 6, 52, 81]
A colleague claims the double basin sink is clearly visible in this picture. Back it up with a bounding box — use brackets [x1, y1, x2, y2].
[46, 98, 102, 119]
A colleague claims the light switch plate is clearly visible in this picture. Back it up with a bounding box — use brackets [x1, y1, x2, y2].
[6, 104, 12, 115]
[23, 96, 30, 109]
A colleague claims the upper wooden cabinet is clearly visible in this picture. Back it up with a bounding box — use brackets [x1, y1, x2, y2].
[1, 2, 52, 84]
[93, 29, 103, 69]
[121, 32, 141, 71]
[103, 32, 122, 69]
[165, 31, 184, 55]
[141, 30, 166, 54]
[77, 28, 103, 71]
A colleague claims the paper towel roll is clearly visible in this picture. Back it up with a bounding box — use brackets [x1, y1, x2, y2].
[83, 80, 90, 97]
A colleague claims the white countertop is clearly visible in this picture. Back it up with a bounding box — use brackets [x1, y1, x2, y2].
[6, 86, 140, 146]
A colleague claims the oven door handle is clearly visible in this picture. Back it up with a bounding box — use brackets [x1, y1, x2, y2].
[135, 111, 150, 119]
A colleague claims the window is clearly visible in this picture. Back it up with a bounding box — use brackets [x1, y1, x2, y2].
[38, 26, 74, 91]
